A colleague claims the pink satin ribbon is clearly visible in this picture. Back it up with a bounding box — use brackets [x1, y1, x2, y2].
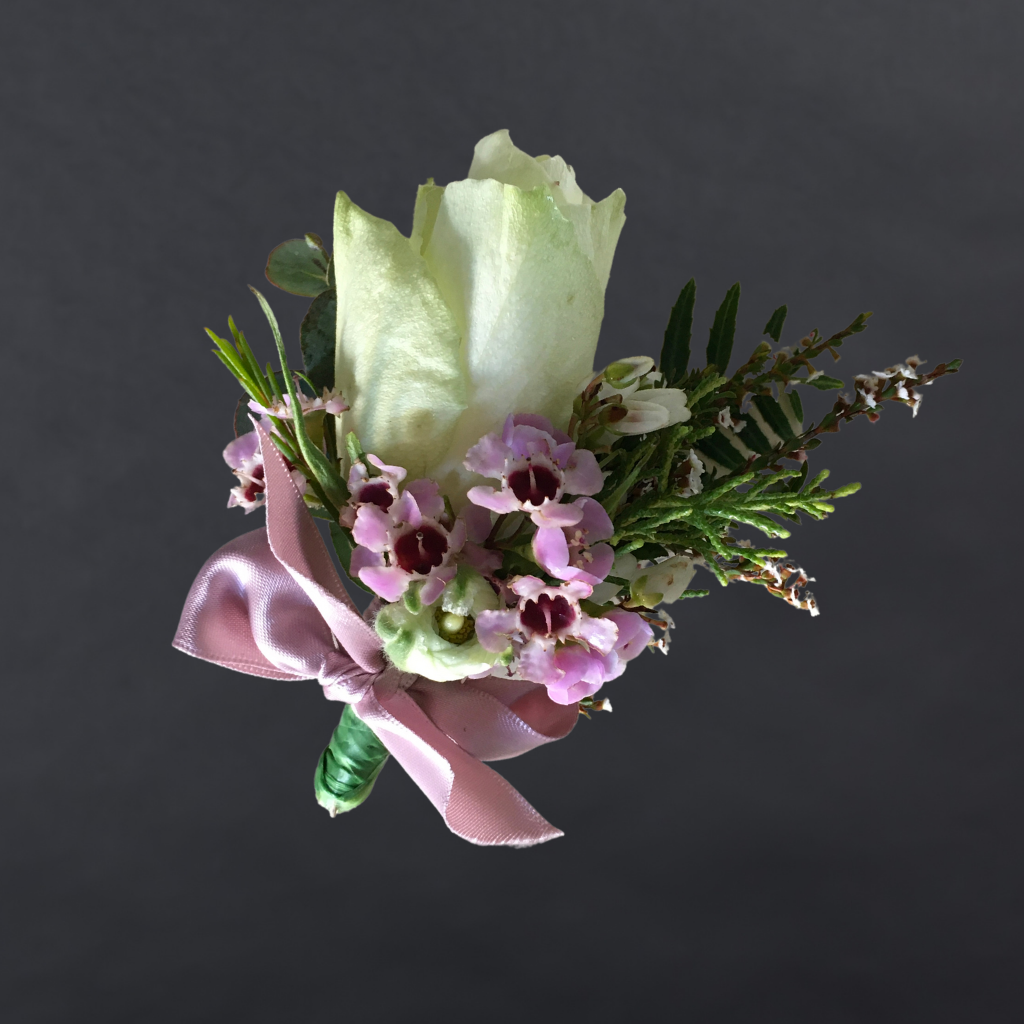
[173, 422, 578, 846]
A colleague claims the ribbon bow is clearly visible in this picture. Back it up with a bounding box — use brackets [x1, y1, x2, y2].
[173, 423, 578, 846]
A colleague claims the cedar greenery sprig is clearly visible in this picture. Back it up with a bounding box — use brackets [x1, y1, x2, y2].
[206, 291, 350, 521]
[588, 279, 961, 612]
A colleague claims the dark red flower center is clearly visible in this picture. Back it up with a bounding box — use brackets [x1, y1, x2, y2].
[243, 464, 266, 503]
[520, 593, 576, 636]
[508, 461, 560, 506]
[357, 481, 393, 512]
[393, 525, 448, 575]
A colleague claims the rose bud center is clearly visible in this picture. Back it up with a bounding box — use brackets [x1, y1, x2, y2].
[508, 460, 560, 506]
[393, 525, 449, 575]
[520, 593, 576, 636]
[357, 481, 394, 512]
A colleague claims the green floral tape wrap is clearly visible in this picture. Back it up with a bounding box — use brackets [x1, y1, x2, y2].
[314, 704, 390, 815]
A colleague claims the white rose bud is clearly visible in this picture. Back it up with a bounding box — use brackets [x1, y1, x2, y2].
[331, 129, 627, 506]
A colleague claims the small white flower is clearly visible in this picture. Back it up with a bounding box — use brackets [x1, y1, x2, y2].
[855, 374, 882, 409]
[596, 358, 691, 436]
[678, 449, 704, 498]
[716, 407, 744, 431]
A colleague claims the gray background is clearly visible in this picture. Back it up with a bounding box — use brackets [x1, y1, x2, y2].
[4, 1, 1021, 1021]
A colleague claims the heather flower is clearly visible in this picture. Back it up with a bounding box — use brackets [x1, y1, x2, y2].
[532, 497, 615, 585]
[464, 414, 604, 528]
[351, 477, 466, 604]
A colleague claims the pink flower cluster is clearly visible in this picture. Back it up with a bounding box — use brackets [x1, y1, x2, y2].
[346, 456, 467, 606]
[475, 577, 651, 704]
[256, 411, 655, 706]
[464, 414, 651, 704]
[223, 430, 306, 512]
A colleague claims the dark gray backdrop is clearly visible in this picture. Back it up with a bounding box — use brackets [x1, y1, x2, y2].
[4, 2, 1021, 1021]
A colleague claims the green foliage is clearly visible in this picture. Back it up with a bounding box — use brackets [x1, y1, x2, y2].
[314, 704, 390, 816]
[660, 278, 695, 385]
[706, 282, 741, 371]
[265, 234, 332, 297]
[249, 287, 348, 513]
[763, 304, 787, 344]
[588, 280, 962, 613]
[300, 287, 337, 391]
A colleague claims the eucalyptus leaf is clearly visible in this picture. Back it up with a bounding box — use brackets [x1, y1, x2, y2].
[314, 704, 389, 815]
[300, 287, 337, 391]
[265, 236, 331, 297]
[660, 278, 695, 385]
[706, 282, 741, 371]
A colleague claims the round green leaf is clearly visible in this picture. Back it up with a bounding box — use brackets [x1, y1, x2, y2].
[265, 236, 331, 297]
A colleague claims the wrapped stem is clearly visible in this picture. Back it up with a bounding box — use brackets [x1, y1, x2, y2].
[314, 704, 389, 816]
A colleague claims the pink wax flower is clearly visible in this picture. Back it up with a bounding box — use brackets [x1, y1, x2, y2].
[458, 502, 503, 574]
[351, 477, 467, 605]
[248, 386, 349, 420]
[538, 608, 654, 703]
[476, 576, 622, 704]
[464, 414, 604, 529]
[223, 430, 306, 512]
[532, 496, 615, 585]
[339, 454, 407, 529]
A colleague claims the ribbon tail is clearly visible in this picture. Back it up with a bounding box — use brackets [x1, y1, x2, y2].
[256, 420, 384, 675]
[358, 689, 563, 847]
